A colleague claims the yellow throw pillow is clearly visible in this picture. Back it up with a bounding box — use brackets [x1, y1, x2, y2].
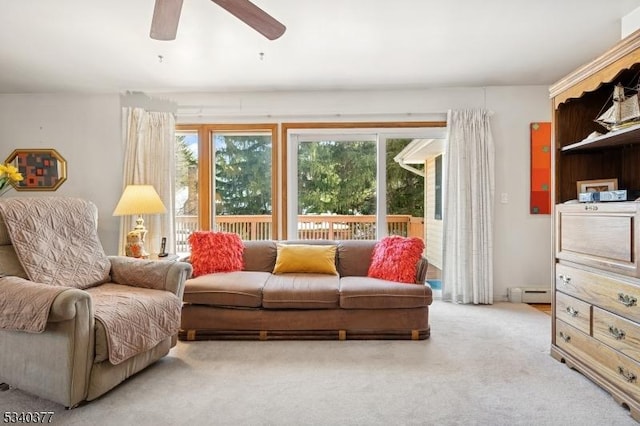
[273, 244, 338, 275]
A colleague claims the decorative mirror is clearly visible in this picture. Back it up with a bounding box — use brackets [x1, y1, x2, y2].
[5, 148, 67, 191]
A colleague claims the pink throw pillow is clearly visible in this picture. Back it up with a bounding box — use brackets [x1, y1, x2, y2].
[367, 236, 425, 284]
[188, 231, 244, 277]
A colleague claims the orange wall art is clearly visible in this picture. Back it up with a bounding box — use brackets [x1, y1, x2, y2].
[530, 122, 551, 214]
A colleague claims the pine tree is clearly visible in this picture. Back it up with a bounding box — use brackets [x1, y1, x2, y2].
[215, 135, 272, 215]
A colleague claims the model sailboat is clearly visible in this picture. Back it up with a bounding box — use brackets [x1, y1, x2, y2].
[595, 83, 640, 131]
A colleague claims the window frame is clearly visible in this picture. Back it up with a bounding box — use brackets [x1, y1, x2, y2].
[176, 123, 279, 237]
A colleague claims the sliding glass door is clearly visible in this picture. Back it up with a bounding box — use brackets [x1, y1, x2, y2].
[295, 135, 377, 240]
[286, 124, 446, 242]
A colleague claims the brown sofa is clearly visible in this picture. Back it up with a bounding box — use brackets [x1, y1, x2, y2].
[180, 240, 433, 341]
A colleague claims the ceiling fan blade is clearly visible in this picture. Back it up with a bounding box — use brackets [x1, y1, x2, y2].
[211, 0, 286, 40]
[150, 0, 184, 41]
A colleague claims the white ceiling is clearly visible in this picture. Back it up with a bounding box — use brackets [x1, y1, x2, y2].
[1, 0, 639, 94]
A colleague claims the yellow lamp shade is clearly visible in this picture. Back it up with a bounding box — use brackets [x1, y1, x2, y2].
[113, 185, 166, 216]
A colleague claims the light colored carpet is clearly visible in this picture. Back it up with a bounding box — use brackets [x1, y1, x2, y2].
[1, 301, 637, 425]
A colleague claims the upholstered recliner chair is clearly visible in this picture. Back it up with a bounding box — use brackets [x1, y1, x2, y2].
[0, 197, 192, 408]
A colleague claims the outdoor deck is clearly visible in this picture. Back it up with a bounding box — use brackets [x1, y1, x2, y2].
[175, 214, 424, 252]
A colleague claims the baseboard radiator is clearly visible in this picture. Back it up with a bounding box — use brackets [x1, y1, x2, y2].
[507, 287, 551, 303]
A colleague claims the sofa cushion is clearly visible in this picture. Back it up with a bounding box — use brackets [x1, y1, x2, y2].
[87, 283, 181, 365]
[262, 273, 340, 309]
[273, 244, 338, 275]
[337, 240, 376, 277]
[243, 240, 277, 272]
[339, 276, 432, 309]
[183, 271, 270, 308]
[367, 236, 425, 284]
[188, 231, 244, 277]
[0, 197, 110, 289]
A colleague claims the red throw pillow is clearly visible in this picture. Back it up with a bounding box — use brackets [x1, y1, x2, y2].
[367, 236, 425, 284]
[188, 231, 244, 277]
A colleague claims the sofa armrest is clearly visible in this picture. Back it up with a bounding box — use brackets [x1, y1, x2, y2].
[0, 280, 94, 408]
[415, 257, 429, 284]
[0, 276, 92, 331]
[48, 288, 94, 322]
[108, 256, 193, 297]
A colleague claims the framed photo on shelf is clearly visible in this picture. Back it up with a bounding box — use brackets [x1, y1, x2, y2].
[576, 178, 618, 195]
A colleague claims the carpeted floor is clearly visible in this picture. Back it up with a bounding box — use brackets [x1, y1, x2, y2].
[1, 301, 637, 425]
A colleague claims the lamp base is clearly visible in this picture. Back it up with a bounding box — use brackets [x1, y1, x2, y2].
[125, 229, 149, 259]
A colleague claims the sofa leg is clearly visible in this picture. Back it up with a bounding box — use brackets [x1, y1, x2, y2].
[259, 331, 268, 341]
[411, 330, 420, 340]
[186, 330, 196, 341]
[338, 330, 346, 340]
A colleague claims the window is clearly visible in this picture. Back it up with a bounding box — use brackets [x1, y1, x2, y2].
[296, 136, 377, 239]
[386, 138, 425, 236]
[175, 124, 278, 247]
[284, 122, 446, 241]
[178, 121, 444, 246]
[213, 131, 273, 239]
[175, 130, 199, 252]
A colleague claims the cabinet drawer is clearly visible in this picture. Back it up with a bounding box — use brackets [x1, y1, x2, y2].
[556, 203, 640, 277]
[556, 319, 640, 400]
[594, 307, 640, 363]
[555, 291, 591, 334]
[556, 263, 640, 323]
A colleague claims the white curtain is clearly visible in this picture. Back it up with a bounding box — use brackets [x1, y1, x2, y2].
[442, 109, 495, 304]
[119, 107, 176, 255]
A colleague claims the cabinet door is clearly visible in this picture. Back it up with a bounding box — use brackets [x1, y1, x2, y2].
[556, 203, 640, 277]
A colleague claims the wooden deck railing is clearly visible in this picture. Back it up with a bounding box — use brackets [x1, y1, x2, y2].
[175, 214, 424, 252]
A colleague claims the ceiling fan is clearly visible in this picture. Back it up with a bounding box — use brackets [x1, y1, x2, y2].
[150, 0, 286, 41]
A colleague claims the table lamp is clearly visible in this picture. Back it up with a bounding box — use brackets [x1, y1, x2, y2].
[113, 184, 166, 258]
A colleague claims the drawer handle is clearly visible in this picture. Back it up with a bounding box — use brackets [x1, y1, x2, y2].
[608, 326, 626, 340]
[565, 306, 579, 317]
[559, 331, 571, 343]
[617, 366, 637, 383]
[618, 293, 638, 307]
[558, 274, 571, 286]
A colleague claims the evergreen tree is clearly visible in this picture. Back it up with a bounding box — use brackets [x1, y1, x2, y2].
[215, 135, 272, 215]
[210, 136, 424, 218]
[386, 138, 424, 217]
[297, 138, 423, 217]
[175, 135, 198, 215]
[175, 135, 197, 188]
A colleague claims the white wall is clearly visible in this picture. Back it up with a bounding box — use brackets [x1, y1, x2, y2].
[0, 86, 552, 301]
[622, 6, 640, 38]
[487, 87, 553, 299]
[0, 94, 123, 254]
